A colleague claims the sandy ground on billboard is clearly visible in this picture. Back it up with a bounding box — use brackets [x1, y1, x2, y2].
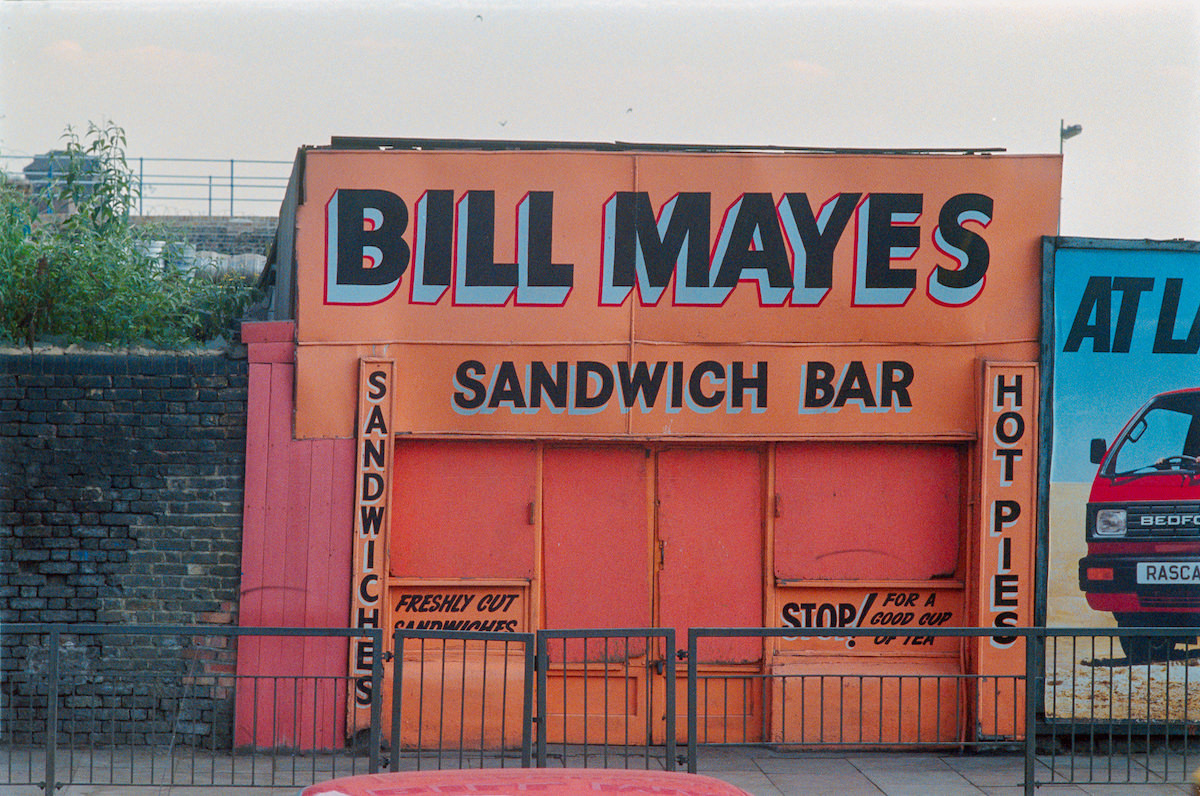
[1046, 481, 1200, 721]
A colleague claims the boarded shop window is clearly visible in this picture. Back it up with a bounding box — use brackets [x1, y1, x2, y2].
[543, 446, 652, 631]
[657, 447, 764, 663]
[774, 443, 961, 581]
[390, 440, 537, 579]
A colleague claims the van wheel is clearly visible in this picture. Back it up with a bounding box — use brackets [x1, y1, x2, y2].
[1119, 634, 1175, 664]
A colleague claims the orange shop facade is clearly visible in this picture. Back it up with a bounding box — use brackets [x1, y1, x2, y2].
[236, 141, 1061, 748]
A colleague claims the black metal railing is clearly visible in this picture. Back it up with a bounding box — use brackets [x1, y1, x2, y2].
[535, 629, 675, 770]
[1041, 626, 1200, 788]
[7, 623, 1200, 794]
[1, 624, 383, 792]
[390, 628, 535, 771]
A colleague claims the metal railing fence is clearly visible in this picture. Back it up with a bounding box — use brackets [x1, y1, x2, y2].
[390, 628, 535, 772]
[2, 154, 292, 216]
[7, 623, 1200, 793]
[1, 624, 384, 792]
[535, 628, 676, 770]
[685, 627, 1035, 771]
[1041, 626, 1200, 788]
[687, 626, 1200, 795]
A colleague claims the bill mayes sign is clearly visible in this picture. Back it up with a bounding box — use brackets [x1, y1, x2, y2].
[325, 188, 996, 309]
[287, 147, 1061, 441]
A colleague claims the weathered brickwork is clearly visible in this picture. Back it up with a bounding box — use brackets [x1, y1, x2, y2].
[0, 349, 248, 746]
[131, 216, 277, 256]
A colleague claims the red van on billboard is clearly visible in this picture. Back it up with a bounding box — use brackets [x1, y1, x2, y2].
[1078, 388, 1200, 662]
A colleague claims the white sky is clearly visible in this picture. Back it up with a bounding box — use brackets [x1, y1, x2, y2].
[1, 0, 1197, 239]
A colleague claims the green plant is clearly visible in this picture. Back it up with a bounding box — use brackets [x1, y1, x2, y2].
[0, 122, 256, 348]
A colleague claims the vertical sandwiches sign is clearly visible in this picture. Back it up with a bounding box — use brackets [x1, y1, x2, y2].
[348, 359, 393, 732]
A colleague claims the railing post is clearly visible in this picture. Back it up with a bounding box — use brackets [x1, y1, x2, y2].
[208, 175, 213, 217]
[687, 631, 698, 774]
[139, 157, 144, 215]
[664, 629, 676, 771]
[1024, 628, 1038, 796]
[369, 627, 383, 774]
[45, 626, 59, 793]
[535, 633, 547, 767]
[390, 630, 403, 773]
[521, 635, 534, 768]
[230, 159, 235, 216]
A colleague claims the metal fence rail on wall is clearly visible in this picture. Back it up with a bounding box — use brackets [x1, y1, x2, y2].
[389, 628, 675, 772]
[0, 624, 383, 793]
[1, 155, 291, 216]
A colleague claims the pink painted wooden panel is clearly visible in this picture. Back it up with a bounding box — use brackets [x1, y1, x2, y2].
[773, 443, 962, 581]
[236, 345, 356, 748]
[657, 448, 764, 664]
[235, 359, 278, 747]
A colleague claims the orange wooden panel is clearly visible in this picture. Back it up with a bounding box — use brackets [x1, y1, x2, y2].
[240, 320, 294, 344]
[774, 443, 961, 581]
[683, 667, 764, 745]
[657, 448, 764, 663]
[299, 438, 350, 747]
[387, 645, 530, 749]
[539, 665, 650, 745]
[768, 657, 966, 745]
[543, 446, 651, 632]
[390, 441, 537, 578]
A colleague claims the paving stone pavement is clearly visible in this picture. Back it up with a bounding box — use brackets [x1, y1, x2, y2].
[3, 747, 1199, 794]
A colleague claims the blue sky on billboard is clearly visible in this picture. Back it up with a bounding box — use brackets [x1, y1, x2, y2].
[0, 0, 1196, 238]
[1051, 245, 1200, 482]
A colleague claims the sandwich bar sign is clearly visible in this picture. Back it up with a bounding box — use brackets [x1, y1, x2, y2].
[290, 148, 1060, 441]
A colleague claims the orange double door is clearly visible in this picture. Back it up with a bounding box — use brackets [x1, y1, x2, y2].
[389, 442, 765, 745]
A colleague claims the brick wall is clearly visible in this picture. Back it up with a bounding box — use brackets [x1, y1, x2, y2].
[131, 216, 277, 255]
[0, 349, 249, 746]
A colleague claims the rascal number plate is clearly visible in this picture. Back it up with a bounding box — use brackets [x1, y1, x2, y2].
[1137, 562, 1200, 584]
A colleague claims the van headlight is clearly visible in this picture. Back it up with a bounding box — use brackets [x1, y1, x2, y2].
[1095, 509, 1127, 536]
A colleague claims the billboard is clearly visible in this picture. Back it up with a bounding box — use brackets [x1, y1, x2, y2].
[287, 147, 1061, 440]
[1045, 237, 1200, 721]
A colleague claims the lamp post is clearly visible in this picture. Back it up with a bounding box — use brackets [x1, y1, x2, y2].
[1060, 119, 1082, 154]
[1058, 120, 1083, 234]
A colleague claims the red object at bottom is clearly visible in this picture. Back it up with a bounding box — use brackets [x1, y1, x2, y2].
[302, 767, 751, 796]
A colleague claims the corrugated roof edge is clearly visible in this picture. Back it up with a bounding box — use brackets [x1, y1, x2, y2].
[323, 136, 1007, 156]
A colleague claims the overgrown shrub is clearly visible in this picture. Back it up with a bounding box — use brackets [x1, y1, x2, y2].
[0, 122, 257, 349]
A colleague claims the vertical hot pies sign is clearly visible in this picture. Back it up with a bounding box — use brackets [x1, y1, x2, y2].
[976, 361, 1037, 736]
[348, 359, 394, 734]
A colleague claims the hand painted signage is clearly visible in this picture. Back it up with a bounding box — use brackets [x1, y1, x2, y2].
[291, 150, 1060, 439]
[348, 359, 394, 733]
[326, 188, 994, 309]
[449, 358, 916, 418]
[777, 585, 963, 653]
[975, 360, 1037, 736]
[389, 583, 527, 634]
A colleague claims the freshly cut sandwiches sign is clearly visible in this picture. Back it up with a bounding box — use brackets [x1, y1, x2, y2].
[291, 148, 1061, 439]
